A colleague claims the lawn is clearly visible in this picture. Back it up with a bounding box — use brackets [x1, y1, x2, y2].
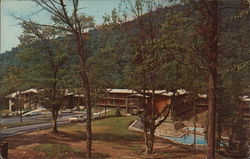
[3, 115, 207, 159]
[0, 108, 10, 115]
[32, 143, 82, 158]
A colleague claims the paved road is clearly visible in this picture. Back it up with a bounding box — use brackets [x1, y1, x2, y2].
[0, 121, 69, 139]
[0, 112, 79, 125]
[0, 110, 107, 139]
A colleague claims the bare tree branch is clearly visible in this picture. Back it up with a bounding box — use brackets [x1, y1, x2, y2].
[11, 13, 72, 32]
[155, 105, 171, 128]
[154, 104, 171, 120]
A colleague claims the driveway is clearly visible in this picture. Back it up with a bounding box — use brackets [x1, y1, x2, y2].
[0, 112, 78, 125]
[0, 121, 69, 139]
[0, 109, 109, 139]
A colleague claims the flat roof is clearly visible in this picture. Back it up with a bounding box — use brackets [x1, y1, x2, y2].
[5, 88, 38, 98]
[107, 89, 136, 94]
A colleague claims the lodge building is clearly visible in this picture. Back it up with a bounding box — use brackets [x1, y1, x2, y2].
[6, 88, 209, 121]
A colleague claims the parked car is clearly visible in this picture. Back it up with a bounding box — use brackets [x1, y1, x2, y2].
[37, 107, 47, 111]
[69, 115, 86, 123]
[24, 111, 42, 116]
[62, 109, 72, 113]
[93, 112, 104, 119]
[72, 106, 85, 110]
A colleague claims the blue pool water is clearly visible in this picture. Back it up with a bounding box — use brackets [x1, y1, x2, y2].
[162, 134, 207, 145]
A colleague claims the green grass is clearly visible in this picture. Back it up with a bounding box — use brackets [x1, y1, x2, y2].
[93, 116, 136, 131]
[92, 116, 141, 142]
[111, 143, 142, 151]
[0, 109, 10, 115]
[105, 108, 116, 116]
[53, 116, 143, 156]
[23, 108, 33, 113]
[93, 116, 142, 151]
[60, 115, 140, 142]
[32, 143, 81, 157]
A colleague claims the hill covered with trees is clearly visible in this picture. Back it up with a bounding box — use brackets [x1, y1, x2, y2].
[0, 0, 249, 158]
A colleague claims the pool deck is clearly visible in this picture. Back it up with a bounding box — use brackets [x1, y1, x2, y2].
[129, 119, 194, 137]
[155, 122, 205, 137]
[129, 119, 206, 145]
[129, 119, 227, 150]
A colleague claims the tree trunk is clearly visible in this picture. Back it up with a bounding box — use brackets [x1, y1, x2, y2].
[0, 142, 8, 159]
[207, 1, 218, 158]
[18, 91, 22, 123]
[125, 98, 128, 113]
[142, 88, 150, 155]
[76, 31, 92, 158]
[148, 127, 155, 154]
[77, 95, 80, 111]
[51, 108, 58, 134]
[52, 117, 58, 134]
[170, 91, 176, 121]
[104, 107, 107, 117]
[94, 92, 97, 108]
[148, 88, 156, 154]
[82, 72, 92, 159]
[208, 71, 217, 159]
[144, 87, 156, 155]
[216, 128, 222, 153]
[193, 101, 197, 149]
[144, 125, 149, 154]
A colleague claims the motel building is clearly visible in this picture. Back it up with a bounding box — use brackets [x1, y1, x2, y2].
[5, 88, 208, 122]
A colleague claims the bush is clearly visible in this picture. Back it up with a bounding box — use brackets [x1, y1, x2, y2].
[115, 107, 121, 117]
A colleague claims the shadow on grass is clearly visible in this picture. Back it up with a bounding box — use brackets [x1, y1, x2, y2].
[4, 130, 84, 149]
[79, 152, 110, 159]
[55, 130, 141, 143]
[93, 132, 141, 142]
[32, 143, 110, 159]
[4, 116, 141, 158]
[4, 128, 141, 149]
[5, 133, 59, 149]
[5, 132, 110, 159]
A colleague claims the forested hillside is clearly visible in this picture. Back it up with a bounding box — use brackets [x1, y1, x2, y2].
[0, 0, 249, 158]
[0, 0, 248, 92]
[0, 48, 19, 78]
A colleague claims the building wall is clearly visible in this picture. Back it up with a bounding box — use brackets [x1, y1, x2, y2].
[62, 95, 85, 109]
[97, 93, 138, 108]
[240, 100, 250, 119]
[9, 99, 14, 112]
[154, 95, 208, 118]
[174, 102, 193, 116]
[8, 93, 41, 112]
[155, 96, 171, 114]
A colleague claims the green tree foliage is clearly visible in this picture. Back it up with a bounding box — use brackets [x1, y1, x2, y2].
[16, 21, 75, 134]
[167, 0, 249, 157]
[0, 1, 248, 157]
[24, 0, 95, 157]
[0, 48, 21, 101]
[216, 1, 250, 156]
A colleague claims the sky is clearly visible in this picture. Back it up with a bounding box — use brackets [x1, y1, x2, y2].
[0, 0, 123, 53]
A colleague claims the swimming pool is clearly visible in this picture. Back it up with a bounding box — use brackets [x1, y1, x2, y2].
[161, 134, 228, 146]
[161, 134, 207, 145]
